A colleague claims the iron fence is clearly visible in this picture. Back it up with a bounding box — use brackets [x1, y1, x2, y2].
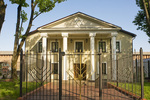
[19, 48, 145, 100]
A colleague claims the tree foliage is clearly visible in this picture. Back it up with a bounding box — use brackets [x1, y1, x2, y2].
[133, 0, 150, 42]
[10, 0, 66, 79]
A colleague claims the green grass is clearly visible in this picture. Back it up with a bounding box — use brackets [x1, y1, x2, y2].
[0, 80, 42, 100]
[143, 82, 150, 100]
[0, 80, 150, 100]
[110, 82, 150, 100]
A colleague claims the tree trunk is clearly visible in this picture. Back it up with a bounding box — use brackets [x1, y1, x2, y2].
[11, 2, 35, 80]
[11, 4, 22, 79]
[11, 52, 20, 79]
[0, 0, 6, 33]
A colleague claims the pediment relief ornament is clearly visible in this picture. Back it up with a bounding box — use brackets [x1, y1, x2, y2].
[39, 13, 121, 29]
[64, 17, 102, 28]
[74, 17, 84, 27]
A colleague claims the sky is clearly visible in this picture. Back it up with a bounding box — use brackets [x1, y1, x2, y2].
[0, 0, 150, 52]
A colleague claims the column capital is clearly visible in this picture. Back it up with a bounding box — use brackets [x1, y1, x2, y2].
[40, 33, 48, 37]
[111, 32, 118, 37]
[89, 33, 96, 37]
[62, 33, 68, 37]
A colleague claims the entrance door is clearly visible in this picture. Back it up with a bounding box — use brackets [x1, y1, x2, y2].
[73, 63, 86, 80]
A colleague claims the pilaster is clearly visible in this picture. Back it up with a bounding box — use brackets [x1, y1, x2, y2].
[41, 33, 47, 80]
[89, 32, 96, 80]
[111, 32, 118, 80]
[62, 33, 68, 80]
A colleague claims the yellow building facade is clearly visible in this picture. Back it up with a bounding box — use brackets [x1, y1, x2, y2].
[25, 12, 136, 81]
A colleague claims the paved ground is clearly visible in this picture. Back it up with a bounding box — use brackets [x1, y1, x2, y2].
[23, 81, 134, 100]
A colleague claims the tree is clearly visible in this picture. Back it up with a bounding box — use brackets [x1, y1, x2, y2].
[10, 0, 66, 79]
[0, 0, 7, 33]
[133, 0, 150, 43]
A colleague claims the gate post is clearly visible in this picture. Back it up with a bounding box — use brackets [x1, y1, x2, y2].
[99, 49, 102, 99]
[41, 56, 44, 86]
[20, 49, 23, 97]
[148, 60, 150, 79]
[135, 56, 138, 82]
[116, 58, 119, 87]
[140, 48, 144, 99]
[59, 48, 65, 100]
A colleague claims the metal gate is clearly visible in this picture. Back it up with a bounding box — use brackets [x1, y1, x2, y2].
[19, 48, 144, 100]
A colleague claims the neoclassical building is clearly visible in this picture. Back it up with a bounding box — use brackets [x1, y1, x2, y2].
[25, 12, 136, 81]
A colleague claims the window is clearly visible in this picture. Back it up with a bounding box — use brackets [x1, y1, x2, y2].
[51, 63, 58, 74]
[51, 42, 58, 52]
[99, 41, 106, 52]
[38, 42, 42, 53]
[102, 63, 107, 74]
[116, 41, 120, 52]
[75, 42, 83, 52]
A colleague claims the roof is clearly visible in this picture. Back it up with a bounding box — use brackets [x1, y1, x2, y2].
[29, 12, 136, 37]
[120, 30, 136, 37]
[37, 12, 121, 29]
[133, 52, 150, 55]
[0, 51, 13, 55]
[0, 51, 24, 56]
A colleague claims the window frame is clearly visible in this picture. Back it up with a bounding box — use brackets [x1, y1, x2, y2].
[97, 40, 107, 53]
[74, 40, 84, 52]
[51, 42, 59, 52]
[116, 40, 121, 53]
[97, 62, 107, 75]
[50, 40, 60, 53]
[38, 41, 42, 53]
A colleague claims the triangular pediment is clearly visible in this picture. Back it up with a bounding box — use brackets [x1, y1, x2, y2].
[38, 12, 121, 30]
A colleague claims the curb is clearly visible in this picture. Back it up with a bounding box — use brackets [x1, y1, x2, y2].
[107, 82, 146, 100]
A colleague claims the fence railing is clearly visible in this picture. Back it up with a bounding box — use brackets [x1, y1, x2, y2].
[19, 48, 145, 100]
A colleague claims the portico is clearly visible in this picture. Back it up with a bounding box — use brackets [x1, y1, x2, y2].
[26, 12, 135, 81]
[39, 31, 117, 80]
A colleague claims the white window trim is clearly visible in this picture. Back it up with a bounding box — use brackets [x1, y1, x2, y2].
[97, 62, 107, 75]
[116, 40, 121, 53]
[97, 40, 107, 52]
[74, 40, 84, 52]
[37, 40, 42, 53]
[50, 40, 60, 52]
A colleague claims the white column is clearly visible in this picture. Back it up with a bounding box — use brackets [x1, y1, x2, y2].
[62, 33, 68, 80]
[111, 32, 118, 80]
[41, 33, 47, 80]
[89, 33, 96, 80]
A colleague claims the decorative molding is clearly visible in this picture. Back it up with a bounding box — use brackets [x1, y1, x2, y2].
[62, 33, 68, 37]
[74, 17, 84, 27]
[89, 33, 96, 37]
[111, 32, 118, 37]
[40, 33, 48, 37]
